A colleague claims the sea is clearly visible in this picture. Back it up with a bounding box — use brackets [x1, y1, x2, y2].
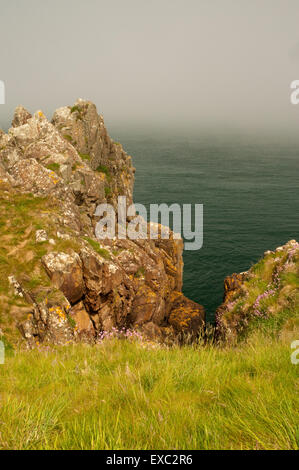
[110, 129, 299, 322]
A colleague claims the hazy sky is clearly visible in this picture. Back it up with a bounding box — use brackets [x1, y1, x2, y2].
[1, 0, 299, 135]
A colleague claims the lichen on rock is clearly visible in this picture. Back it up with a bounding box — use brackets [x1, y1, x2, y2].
[0, 99, 205, 346]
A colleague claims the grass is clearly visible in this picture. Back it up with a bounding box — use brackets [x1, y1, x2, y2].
[79, 153, 91, 162]
[0, 192, 55, 293]
[84, 237, 111, 260]
[96, 165, 111, 182]
[70, 106, 84, 121]
[46, 163, 60, 173]
[67, 315, 76, 329]
[0, 188, 298, 450]
[70, 105, 80, 114]
[0, 329, 298, 450]
[105, 186, 112, 197]
[72, 163, 82, 171]
[0, 190, 82, 341]
[134, 267, 145, 278]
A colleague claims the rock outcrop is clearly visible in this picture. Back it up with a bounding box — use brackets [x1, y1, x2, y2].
[0, 100, 205, 346]
[216, 240, 299, 342]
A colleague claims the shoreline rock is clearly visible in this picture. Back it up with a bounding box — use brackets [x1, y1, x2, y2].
[0, 100, 205, 346]
[216, 240, 299, 342]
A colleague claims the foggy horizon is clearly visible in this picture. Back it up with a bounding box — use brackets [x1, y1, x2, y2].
[1, 0, 299, 138]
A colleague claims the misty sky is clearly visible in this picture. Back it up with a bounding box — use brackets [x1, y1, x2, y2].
[1, 0, 299, 135]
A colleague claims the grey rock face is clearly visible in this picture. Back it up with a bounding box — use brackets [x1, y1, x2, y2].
[11, 106, 32, 128]
[0, 100, 205, 346]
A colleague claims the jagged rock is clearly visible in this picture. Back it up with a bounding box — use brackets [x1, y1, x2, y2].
[17, 296, 74, 347]
[52, 99, 135, 209]
[18, 318, 37, 343]
[36, 230, 48, 243]
[222, 273, 245, 303]
[167, 292, 205, 338]
[140, 321, 163, 341]
[79, 247, 134, 331]
[42, 252, 84, 305]
[0, 99, 205, 346]
[0, 161, 14, 189]
[69, 301, 94, 339]
[10, 158, 63, 195]
[216, 240, 299, 342]
[11, 106, 32, 128]
[8, 275, 25, 298]
[131, 285, 165, 326]
[57, 231, 71, 240]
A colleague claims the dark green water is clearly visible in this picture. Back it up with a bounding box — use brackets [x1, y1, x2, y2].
[112, 132, 299, 322]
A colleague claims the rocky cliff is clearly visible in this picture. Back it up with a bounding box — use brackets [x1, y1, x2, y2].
[0, 100, 205, 346]
[216, 240, 299, 342]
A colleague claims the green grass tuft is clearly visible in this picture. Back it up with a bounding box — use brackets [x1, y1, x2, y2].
[46, 163, 60, 173]
[70, 106, 80, 113]
[105, 186, 112, 197]
[134, 267, 145, 278]
[79, 153, 91, 161]
[67, 315, 76, 329]
[84, 237, 111, 260]
[96, 165, 111, 182]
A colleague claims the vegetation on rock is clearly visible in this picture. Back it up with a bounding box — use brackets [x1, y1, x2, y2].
[216, 240, 299, 342]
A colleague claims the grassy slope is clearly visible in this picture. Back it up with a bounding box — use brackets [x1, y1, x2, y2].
[0, 189, 82, 342]
[0, 327, 298, 450]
